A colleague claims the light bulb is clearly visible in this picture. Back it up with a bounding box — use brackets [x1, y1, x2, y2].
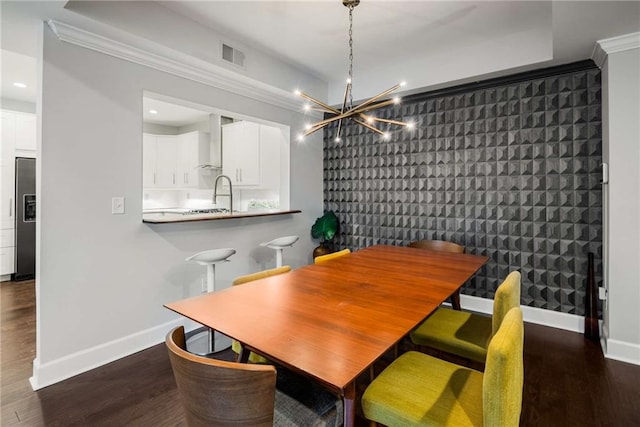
[335, 137, 342, 143]
[297, 133, 305, 142]
[393, 96, 401, 104]
[366, 116, 374, 124]
[406, 122, 415, 130]
[303, 104, 311, 111]
[383, 132, 391, 140]
[304, 123, 313, 130]
[400, 81, 407, 87]
[346, 78, 352, 84]
[294, 89, 301, 96]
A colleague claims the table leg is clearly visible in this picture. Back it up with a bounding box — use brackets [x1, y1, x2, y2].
[450, 290, 461, 311]
[343, 381, 356, 427]
[237, 344, 250, 363]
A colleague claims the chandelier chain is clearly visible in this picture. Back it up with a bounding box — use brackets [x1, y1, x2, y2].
[348, 5, 354, 109]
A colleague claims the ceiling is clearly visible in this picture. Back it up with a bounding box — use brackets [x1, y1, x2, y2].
[2, 1, 639, 109]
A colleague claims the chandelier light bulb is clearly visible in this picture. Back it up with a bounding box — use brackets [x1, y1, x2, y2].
[400, 81, 407, 87]
[294, 89, 301, 96]
[335, 136, 342, 143]
[406, 122, 415, 129]
[303, 104, 311, 111]
[304, 123, 313, 130]
[383, 132, 391, 140]
[366, 116, 374, 124]
[393, 96, 401, 104]
[297, 133, 305, 142]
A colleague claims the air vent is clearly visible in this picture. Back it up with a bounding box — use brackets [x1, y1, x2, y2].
[221, 43, 245, 68]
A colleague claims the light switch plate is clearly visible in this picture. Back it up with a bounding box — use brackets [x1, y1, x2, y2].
[598, 287, 607, 300]
[111, 197, 125, 214]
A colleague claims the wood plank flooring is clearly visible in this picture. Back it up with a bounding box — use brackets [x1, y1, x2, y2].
[2, 279, 639, 426]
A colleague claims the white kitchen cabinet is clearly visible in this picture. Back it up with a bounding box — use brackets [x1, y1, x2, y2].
[258, 124, 282, 191]
[14, 113, 36, 151]
[143, 131, 213, 189]
[142, 133, 156, 187]
[155, 135, 178, 187]
[142, 134, 178, 188]
[222, 121, 260, 186]
[177, 131, 212, 188]
[0, 229, 15, 276]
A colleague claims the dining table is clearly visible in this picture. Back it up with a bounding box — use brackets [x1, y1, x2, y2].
[164, 244, 489, 427]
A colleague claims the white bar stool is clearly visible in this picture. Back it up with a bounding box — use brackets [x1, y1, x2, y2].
[260, 236, 299, 267]
[184, 248, 236, 355]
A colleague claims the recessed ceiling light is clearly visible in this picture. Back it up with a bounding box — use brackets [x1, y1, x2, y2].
[149, 109, 158, 115]
[13, 82, 27, 88]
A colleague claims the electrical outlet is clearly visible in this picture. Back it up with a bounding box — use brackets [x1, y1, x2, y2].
[111, 197, 125, 214]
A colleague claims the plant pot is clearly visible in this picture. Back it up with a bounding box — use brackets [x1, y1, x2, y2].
[313, 243, 332, 259]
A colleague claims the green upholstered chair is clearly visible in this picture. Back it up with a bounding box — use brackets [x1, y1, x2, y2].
[409, 271, 521, 365]
[362, 307, 524, 427]
[231, 265, 292, 364]
[314, 248, 351, 264]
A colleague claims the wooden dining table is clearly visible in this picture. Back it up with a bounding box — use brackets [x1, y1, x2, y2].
[164, 244, 488, 427]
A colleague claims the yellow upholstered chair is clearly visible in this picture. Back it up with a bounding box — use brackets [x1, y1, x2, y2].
[231, 265, 292, 363]
[409, 270, 521, 367]
[362, 307, 524, 427]
[314, 248, 351, 264]
[408, 239, 465, 310]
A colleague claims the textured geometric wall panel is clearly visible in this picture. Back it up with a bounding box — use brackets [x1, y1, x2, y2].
[323, 67, 602, 316]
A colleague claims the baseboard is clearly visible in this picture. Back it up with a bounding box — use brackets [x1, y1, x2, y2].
[602, 336, 640, 365]
[29, 318, 184, 390]
[460, 295, 585, 333]
[1, 274, 12, 282]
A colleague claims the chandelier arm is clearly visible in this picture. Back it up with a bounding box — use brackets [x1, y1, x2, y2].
[304, 109, 355, 130]
[348, 83, 401, 113]
[361, 116, 409, 126]
[335, 82, 351, 141]
[297, 91, 341, 114]
[303, 122, 329, 137]
[350, 98, 396, 115]
[352, 118, 384, 135]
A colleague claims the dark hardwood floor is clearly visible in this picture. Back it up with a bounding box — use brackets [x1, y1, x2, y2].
[2, 280, 639, 426]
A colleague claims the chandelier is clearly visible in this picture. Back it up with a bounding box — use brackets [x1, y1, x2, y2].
[296, 0, 413, 143]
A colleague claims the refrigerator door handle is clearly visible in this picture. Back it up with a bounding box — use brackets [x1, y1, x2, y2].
[9, 198, 12, 217]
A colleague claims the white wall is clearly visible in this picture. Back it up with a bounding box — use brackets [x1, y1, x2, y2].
[32, 24, 324, 388]
[599, 35, 640, 365]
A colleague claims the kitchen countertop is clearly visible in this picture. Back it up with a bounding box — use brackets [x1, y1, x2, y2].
[142, 209, 302, 223]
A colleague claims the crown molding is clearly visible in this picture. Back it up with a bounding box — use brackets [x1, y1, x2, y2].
[47, 20, 320, 117]
[592, 32, 640, 68]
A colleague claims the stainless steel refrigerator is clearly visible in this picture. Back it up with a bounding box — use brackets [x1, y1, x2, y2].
[15, 157, 35, 281]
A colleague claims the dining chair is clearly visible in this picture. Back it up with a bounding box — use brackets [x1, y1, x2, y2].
[362, 307, 524, 427]
[409, 270, 521, 368]
[314, 248, 351, 264]
[407, 239, 465, 310]
[231, 265, 292, 363]
[167, 325, 276, 426]
[167, 326, 344, 427]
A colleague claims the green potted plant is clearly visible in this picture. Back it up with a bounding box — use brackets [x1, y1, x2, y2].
[311, 210, 339, 259]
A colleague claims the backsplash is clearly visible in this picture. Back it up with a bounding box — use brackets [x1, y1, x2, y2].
[323, 66, 603, 316]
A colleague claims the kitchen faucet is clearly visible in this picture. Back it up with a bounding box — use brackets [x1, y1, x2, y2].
[212, 174, 233, 213]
